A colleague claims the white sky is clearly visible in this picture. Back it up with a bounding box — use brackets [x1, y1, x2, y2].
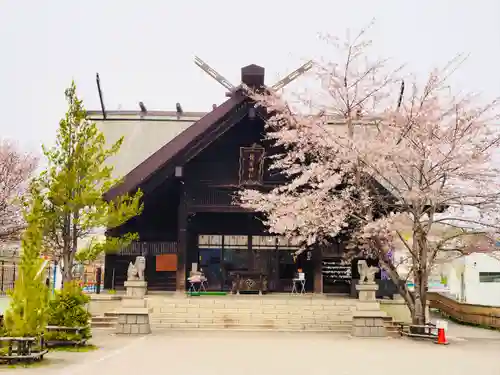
[1, 0, 499, 153]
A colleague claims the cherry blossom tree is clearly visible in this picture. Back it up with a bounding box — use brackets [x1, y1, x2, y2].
[0, 140, 38, 243]
[238, 25, 500, 325]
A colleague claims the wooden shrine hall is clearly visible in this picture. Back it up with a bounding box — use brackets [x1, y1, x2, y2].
[93, 58, 396, 297]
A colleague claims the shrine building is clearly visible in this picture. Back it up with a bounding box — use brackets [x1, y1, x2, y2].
[90, 62, 396, 297]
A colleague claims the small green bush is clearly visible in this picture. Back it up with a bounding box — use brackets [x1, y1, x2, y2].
[47, 281, 92, 342]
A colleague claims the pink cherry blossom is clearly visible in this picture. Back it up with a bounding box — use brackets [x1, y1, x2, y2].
[0, 140, 38, 243]
[237, 25, 500, 324]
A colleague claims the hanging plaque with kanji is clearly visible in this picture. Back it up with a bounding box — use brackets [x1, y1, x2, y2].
[239, 144, 265, 186]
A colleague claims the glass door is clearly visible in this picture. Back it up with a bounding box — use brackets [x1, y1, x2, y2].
[198, 248, 222, 291]
[221, 235, 249, 291]
[197, 235, 223, 291]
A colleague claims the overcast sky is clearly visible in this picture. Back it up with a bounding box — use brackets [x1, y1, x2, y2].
[1, 0, 499, 153]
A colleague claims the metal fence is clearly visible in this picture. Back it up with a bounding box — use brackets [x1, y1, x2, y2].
[74, 266, 104, 293]
[0, 260, 17, 295]
[0, 260, 104, 295]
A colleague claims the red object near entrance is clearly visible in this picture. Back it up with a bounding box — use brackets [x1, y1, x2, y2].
[436, 327, 449, 345]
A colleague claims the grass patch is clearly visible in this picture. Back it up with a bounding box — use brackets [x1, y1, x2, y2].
[1, 358, 52, 370]
[49, 344, 98, 352]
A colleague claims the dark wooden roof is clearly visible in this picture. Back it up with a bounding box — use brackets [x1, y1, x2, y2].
[105, 91, 247, 200]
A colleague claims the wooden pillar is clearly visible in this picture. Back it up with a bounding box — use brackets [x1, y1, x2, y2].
[176, 187, 187, 292]
[313, 250, 323, 294]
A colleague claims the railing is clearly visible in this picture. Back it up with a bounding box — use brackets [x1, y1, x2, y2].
[0, 260, 58, 296]
[0, 260, 17, 295]
[74, 266, 104, 294]
[188, 187, 236, 207]
[428, 292, 500, 329]
[118, 241, 178, 255]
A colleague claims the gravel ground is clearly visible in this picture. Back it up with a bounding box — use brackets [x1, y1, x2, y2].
[5, 328, 499, 375]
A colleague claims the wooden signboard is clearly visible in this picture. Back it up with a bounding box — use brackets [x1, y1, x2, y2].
[156, 254, 177, 272]
[239, 144, 265, 186]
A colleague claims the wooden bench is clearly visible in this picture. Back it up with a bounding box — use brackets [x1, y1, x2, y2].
[45, 326, 88, 347]
[0, 337, 48, 364]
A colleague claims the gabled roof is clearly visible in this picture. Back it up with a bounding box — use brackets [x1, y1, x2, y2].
[105, 91, 247, 200]
[96, 118, 196, 180]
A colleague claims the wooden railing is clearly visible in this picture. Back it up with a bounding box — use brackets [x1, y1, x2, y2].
[428, 292, 500, 329]
[188, 187, 235, 207]
[118, 241, 177, 255]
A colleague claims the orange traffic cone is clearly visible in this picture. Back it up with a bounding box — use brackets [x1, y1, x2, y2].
[436, 328, 449, 345]
[435, 320, 449, 345]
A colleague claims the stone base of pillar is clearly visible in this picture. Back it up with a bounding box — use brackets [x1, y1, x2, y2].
[117, 280, 151, 335]
[352, 311, 387, 337]
[352, 282, 387, 337]
[124, 280, 148, 298]
[356, 282, 378, 302]
[116, 308, 152, 335]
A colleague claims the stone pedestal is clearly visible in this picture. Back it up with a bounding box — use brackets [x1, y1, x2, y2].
[116, 281, 152, 335]
[124, 280, 148, 298]
[351, 283, 387, 337]
[116, 308, 152, 334]
[356, 283, 378, 302]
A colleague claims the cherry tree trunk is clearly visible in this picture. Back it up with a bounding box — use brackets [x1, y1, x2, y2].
[412, 271, 428, 325]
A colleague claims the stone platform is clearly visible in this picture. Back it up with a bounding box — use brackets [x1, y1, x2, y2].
[116, 280, 152, 335]
[351, 283, 388, 337]
[116, 309, 152, 334]
[92, 293, 401, 335]
[148, 294, 360, 332]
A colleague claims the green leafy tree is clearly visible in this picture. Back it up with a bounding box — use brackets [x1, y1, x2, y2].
[3, 185, 49, 338]
[38, 81, 143, 283]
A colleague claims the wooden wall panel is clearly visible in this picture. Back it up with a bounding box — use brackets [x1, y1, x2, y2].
[156, 254, 178, 272]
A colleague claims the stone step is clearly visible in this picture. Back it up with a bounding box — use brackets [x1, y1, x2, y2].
[148, 306, 358, 311]
[117, 295, 398, 335]
[91, 316, 118, 323]
[153, 327, 351, 333]
[150, 307, 354, 314]
[151, 318, 351, 325]
[146, 296, 358, 333]
[150, 309, 353, 318]
[151, 321, 351, 332]
[146, 298, 358, 308]
[150, 315, 352, 323]
[91, 315, 118, 328]
[147, 297, 356, 307]
[150, 306, 354, 310]
[91, 321, 116, 328]
[92, 326, 116, 331]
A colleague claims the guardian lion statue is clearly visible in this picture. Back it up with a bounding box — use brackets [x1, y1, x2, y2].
[127, 256, 146, 281]
[357, 259, 378, 284]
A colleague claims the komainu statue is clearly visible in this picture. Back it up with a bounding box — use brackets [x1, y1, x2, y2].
[127, 256, 146, 281]
[357, 259, 379, 284]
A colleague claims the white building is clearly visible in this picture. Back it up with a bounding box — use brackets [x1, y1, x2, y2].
[441, 253, 500, 307]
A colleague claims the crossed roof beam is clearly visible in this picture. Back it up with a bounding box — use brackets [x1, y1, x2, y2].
[194, 56, 313, 97]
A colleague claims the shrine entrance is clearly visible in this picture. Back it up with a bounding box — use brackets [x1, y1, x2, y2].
[188, 212, 315, 293]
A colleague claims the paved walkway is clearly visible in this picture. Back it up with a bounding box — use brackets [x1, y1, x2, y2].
[7, 329, 500, 375]
[429, 312, 500, 341]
